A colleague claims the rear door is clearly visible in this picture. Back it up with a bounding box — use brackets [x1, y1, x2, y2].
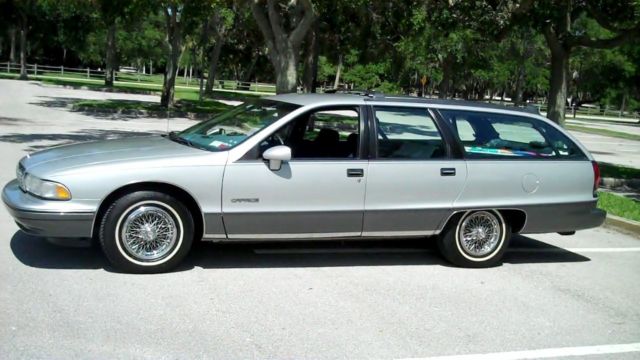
[362, 105, 467, 236]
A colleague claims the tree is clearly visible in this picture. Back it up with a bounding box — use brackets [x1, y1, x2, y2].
[250, 0, 315, 94]
[11, 0, 38, 80]
[536, 0, 640, 125]
[161, 2, 184, 107]
[93, 0, 149, 87]
[203, 3, 234, 93]
[159, 0, 209, 108]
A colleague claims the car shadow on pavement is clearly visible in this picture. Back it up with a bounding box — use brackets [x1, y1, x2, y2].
[0, 129, 159, 152]
[10, 231, 589, 272]
[10, 231, 105, 270]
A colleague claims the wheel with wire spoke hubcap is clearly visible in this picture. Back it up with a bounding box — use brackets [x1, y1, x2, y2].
[99, 191, 194, 273]
[437, 210, 511, 268]
[121, 205, 178, 262]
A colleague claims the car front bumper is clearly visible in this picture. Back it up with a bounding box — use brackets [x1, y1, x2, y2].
[2, 180, 95, 238]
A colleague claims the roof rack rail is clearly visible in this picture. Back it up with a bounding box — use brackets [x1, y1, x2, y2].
[361, 95, 542, 115]
[323, 88, 385, 98]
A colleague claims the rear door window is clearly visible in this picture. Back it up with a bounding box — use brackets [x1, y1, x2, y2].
[440, 110, 586, 159]
[374, 106, 446, 159]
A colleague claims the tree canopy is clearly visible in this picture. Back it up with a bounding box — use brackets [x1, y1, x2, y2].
[1, 0, 638, 121]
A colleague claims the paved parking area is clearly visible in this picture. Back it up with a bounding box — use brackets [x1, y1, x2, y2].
[1, 80, 639, 359]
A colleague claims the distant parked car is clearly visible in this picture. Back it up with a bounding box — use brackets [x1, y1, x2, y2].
[2, 94, 605, 273]
[118, 66, 137, 73]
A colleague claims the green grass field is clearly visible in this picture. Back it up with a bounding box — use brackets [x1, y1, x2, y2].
[567, 124, 640, 142]
[598, 191, 640, 222]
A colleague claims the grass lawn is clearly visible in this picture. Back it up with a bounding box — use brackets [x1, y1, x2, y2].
[598, 191, 640, 222]
[567, 124, 640, 142]
[599, 162, 640, 180]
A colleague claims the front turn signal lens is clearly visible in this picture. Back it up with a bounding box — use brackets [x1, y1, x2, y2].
[54, 184, 72, 200]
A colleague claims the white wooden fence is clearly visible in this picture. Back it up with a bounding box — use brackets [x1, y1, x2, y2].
[0, 61, 278, 94]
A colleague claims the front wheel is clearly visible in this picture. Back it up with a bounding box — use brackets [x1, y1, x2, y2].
[437, 210, 511, 268]
[99, 191, 194, 273]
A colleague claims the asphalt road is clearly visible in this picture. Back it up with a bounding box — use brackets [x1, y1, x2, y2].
[1, 79, 639, 359]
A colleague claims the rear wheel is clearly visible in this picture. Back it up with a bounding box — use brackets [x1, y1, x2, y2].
[437, 210, 511, 268]
[99, 191, 194, 273]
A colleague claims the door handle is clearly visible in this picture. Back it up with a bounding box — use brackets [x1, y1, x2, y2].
[347, 168, 364, 177]
[440, 168, 456, 176]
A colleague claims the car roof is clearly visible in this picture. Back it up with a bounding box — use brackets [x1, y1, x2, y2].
[264, 93, 540, 115]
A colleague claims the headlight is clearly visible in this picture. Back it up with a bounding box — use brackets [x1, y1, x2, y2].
[22, 173, 72, 200]
[16, 163, 25, 190]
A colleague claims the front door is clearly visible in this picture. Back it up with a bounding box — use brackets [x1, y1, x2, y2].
[222, 106, 368, 239]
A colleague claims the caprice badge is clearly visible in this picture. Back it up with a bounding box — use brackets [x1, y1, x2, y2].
[231, 198, 260, 203]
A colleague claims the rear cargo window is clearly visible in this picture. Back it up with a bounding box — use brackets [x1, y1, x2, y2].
[440, 110, 586, 160]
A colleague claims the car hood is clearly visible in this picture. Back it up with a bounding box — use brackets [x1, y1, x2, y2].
[21, 135, 212, 175]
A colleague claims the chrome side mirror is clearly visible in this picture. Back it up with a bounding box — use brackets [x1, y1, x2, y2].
[263, 145, 291, 171]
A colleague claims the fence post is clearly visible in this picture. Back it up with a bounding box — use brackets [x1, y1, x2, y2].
[34, 63, 38, 76]
[87, 68, 90, 79]
[255, 79, 258, 92]
[6, 62, 9, 73]
[61, 65, 64, 76]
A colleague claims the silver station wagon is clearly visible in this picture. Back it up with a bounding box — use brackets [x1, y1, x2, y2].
[2, 93, 605, 273]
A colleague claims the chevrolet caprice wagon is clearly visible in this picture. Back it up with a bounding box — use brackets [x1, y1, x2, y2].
[2, 93, 605, 273]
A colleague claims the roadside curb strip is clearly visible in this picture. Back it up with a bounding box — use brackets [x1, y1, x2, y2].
[605, 214, 640, 237]
[601, 177, 640, 191]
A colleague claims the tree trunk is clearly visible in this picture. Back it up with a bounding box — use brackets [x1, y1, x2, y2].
[250, 0, 314, 95]
[18, 18, 27, 80]
[547, 47, 570, 126]
[513, 64, 525, 106]
[9, 27, 16, 63]
[302, 24, 318, 93]
[438, 54, 454, 99]
[273, 45, 298, 94]
[333, 53, 342, 89]
[104, 22, 117, 87]
[241, 55, 258, 82]
[161, 6, 183, 108]
[161, 41, 181, 108]
[205, 40, 223, 93]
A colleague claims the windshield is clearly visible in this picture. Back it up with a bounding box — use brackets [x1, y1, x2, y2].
[176, 100, 299, 152]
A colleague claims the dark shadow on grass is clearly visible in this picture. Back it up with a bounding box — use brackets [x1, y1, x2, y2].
[10, 231, 589, 272]
[37, 78, 159, 95]
[29, 95, 230, 121]
[0, 128, 160, 152]
[29, 96, 81, 110]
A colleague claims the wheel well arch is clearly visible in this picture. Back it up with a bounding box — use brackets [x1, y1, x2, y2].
[439, 208, 527, 234]
[91, 182, 204, 241]
[498, 209, 527, 233]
